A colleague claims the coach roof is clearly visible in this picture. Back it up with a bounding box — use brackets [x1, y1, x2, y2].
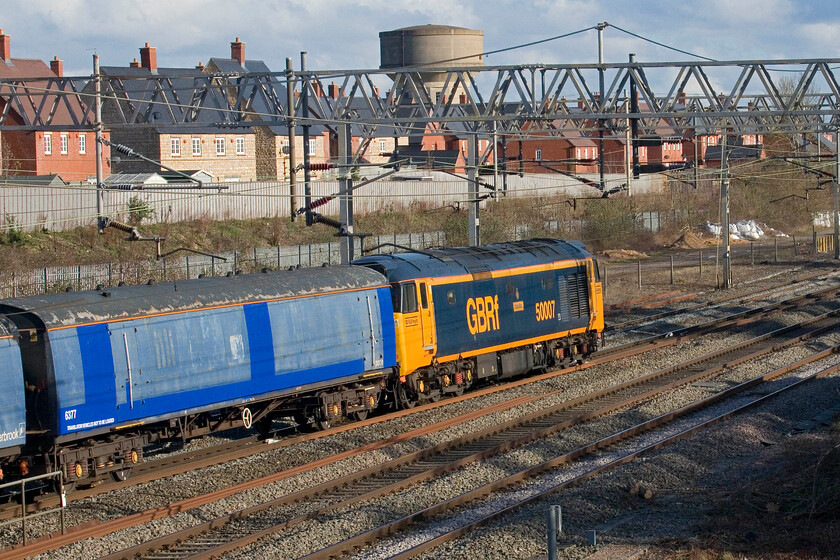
[353, 239, 591, 283]
[0, 265, 387, 330]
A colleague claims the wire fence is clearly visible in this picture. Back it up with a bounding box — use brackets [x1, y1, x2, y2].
[0, 231, 446, 298]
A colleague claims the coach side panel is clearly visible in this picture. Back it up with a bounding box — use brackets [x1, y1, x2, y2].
[44, 286, 396, 437]
[0, 336, 25, 453]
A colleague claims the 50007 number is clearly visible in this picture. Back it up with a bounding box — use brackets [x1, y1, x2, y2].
[536, 300, 556, 322]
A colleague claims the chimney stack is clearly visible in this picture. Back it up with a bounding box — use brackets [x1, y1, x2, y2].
[231, 37, 245, 65]
[50, 56, 63, 77]
[196, 61, 205, 70]
[0, 29, 10, 61]
[140, 43, 157, 71]
[328, 83, 340, 99]
[130, 58, 141, 68]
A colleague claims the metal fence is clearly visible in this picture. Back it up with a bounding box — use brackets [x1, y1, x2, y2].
[0, 173, 667, 233]
[0, 231, 446, 298]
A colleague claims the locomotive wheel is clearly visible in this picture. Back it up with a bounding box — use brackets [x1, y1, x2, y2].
[396, 384, 418, 409]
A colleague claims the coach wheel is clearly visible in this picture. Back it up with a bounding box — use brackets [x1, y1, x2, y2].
[351, 410, 368, 421]
[241, 408, 253, 430]
[314, 411, 332, 431]
[111, 467, 132, 482]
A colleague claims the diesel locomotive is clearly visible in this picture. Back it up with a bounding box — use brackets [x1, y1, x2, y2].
[0, 238, 602, 486]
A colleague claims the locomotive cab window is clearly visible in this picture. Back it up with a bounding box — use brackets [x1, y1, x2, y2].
[592, 260, 601, 281]
[419, 282, 429, 309]
[401, 283, 418, 313]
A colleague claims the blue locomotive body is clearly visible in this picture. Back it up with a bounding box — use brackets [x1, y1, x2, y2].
[354, 239, 603, 401]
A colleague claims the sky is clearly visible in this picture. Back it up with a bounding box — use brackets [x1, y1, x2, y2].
[3, 0, 840, 79]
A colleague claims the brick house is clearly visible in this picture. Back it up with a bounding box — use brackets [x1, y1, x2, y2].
[703, 134, 765, 168]
[95, 43, 256, 182]
[0, 29, 110, 181]
[505, 119, 599, 175]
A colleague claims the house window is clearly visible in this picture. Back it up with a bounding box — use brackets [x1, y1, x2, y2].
[535, 148, 542, 161]
[60, 134, 68, 154]
[215, 138, 225, 156]
[379, 140, 387, 154]
[44, 133, 52, 155]
[236, 136, 246, 155]
[192, 138, 201, 156]
[78, 134, 86, 154]
[171, 138, 181, 156]
[308, 139, 316, 155]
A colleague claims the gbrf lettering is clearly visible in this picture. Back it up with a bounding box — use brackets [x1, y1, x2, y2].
[467, 295, 500, 335]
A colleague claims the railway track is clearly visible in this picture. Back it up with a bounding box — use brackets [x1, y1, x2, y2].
[2, 278, 840, 558]
[354, 352, 840, 560]
[606, 267, 840, 332]
[82, 309, 840, 560]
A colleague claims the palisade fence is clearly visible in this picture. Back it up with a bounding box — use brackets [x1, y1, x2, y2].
[0, 231, 446, 298]
[0, 173, 666, 233]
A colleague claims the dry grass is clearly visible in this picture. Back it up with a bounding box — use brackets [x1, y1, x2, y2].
[642, 422, 840, 560]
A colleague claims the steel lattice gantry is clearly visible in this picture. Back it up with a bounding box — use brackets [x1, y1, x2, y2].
[1, 58, 839, 135]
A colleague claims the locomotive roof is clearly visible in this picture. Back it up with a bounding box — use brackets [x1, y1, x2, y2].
[353, 238, 592, 283]
[0, 265, 387, 330]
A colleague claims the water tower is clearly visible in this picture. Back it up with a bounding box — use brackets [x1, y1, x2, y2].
[379, 24, 484, 103]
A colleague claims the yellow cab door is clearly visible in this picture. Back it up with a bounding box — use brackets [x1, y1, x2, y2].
[393, 281, 436, 376]
[417, 281, 437, 356]
[586, 259, 604, 332]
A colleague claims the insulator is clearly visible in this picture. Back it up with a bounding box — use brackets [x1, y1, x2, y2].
[107, 220, 135, 234]
[312, 213, 342, 230]
[309, 196, 332, 209]
[308, 162, 334, 171]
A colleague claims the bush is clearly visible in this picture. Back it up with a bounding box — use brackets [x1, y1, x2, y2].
[128, 196, 155, 225]
[2, 215, 26, 245]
